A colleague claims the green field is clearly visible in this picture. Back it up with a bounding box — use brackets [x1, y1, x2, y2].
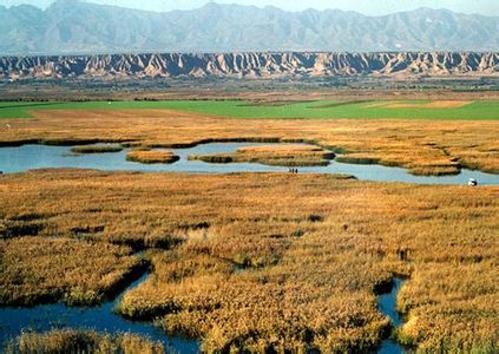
[1, 99, 498, 120]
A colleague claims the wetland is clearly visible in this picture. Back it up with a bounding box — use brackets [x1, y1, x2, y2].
[0, 98, 497, 353]
[0, 143, 497, 185]
[1, 170, 497, 352]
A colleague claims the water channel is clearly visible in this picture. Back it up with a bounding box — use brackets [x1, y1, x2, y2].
[0, 143, 497, 185]
[377, 278, 407, 354]
[0, 270, 200, 353]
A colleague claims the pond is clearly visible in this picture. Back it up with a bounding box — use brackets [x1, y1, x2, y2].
[0, 271, 200, 353]
[0, 143, 497, 185]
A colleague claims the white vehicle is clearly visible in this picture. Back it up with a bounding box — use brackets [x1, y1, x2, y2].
[468, 178, 478, 186]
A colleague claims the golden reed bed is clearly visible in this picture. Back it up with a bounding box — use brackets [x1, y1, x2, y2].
[3, 329, 164, 354]
[126, 149, 180, 164]
[1, 170, 497, 352]
[189, 144, 335, 166]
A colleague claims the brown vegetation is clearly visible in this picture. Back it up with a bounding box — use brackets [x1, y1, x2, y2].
[3, 329, 164, 354]
[0, 109, 497, 175]
[126, 149, 180, 164]
[189, 144, 335, 166]
[396, 262, 498, 352]
[335, 153, 463, 176]
[70, 144, 124, 154]
[0, 236, 143, 306]
[0, 170, 497, 352]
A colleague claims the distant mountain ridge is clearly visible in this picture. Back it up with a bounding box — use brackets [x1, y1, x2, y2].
[0, 0, 498, 55]
[1, 52, 497, 80]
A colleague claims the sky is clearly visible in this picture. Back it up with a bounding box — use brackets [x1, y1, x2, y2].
[1, 0, 498, 16]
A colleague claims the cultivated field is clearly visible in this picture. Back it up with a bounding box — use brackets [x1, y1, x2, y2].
[0, 170, 497, 352]
[1, 99, 499, 120]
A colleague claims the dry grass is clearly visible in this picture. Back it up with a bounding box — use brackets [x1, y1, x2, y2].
[189, 144, 335, 166]
[0, 170, 497, 352]
[126, 149, 179, 164]
[396, 262, 498, 352]
[0, 236, 143, 306]
[0, 109, 497, 175]
[70, 144, 124, 154]
[3, 329, 164, 354]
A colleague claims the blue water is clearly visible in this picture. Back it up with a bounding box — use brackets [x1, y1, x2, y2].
[378, 278, 404, 327]
[0, 271, 200, 353]
[377, 278, 406, 354]
[378, 339, 406, 354]
[0, 143, 497, 185]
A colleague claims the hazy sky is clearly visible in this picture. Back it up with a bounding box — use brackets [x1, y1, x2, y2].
[1, 0, 498, 16]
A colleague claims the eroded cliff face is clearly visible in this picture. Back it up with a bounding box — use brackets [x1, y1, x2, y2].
[1, 52, 497, 80]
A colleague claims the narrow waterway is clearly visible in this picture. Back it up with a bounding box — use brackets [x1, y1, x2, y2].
[0, 143, 497, 185]
[0, 270, 200, 353]
[377, 278, 406, 354]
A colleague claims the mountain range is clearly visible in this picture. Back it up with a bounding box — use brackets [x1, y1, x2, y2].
[0, 0, 498, 55]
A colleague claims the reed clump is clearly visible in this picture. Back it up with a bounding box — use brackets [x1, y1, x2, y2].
[0, 170, 497, 352]
[126, 149, 180, 164]
[3, 329, 164, 354]
[335, 153, 463, 176]
[71, 144, 123, 154]
[335, 154, 381, 165]
[0, 236, 142, 306]
[396, 261, 498, 353]
[189, 144, 335, 167]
